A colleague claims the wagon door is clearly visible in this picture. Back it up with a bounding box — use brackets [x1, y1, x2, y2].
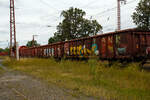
[101, 37, 107, 58]
[135, 32, 150, 57]
[134, 34, 141, 56]
[140, 34, 147, 56]
[146, 33, 150, 57]
[115, 33, 129, 59]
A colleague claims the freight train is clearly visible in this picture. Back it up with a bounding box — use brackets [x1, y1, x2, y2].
[19, 28, 150, 61]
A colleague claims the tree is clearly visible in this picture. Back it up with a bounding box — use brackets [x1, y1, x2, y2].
[0, 48, 4, 53]
[4, 48, 9, 53]
[26, 40, 40, 47]
[48, 7, 102, 44]
[132, 0, 150, 30]
[0, 48, 9, 53]
[48, 37, 55, 44]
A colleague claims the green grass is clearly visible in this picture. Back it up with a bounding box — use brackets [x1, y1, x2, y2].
[0, 64, 5, 75]
[0, 56, 8, 59]
[2, 57, 150, 100]
[0, 67, 3, 73]
[0, 56, 5, 74]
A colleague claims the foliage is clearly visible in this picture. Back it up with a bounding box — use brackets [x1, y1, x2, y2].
[48, 37, 56, 44]
[26, 40, 40, 47]
[0, 48, 10, 53]
[0, 48, 4, 53]
[132, 0, 150, 30]
[4, 48, 10, 53]
[0, 67, 4, 74]
[48, 7, 102, 44]
[3, 58, 150, 100]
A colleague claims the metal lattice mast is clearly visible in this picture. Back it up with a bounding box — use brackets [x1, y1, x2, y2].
[117, 0, 121, 30]
[117, 0, 126, 31]
[10, 0, 16, 57]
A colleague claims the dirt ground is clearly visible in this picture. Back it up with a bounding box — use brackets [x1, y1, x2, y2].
[0, 60, 98, 100]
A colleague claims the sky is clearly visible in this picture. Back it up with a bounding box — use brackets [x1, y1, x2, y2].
[0, 0, 140, 48]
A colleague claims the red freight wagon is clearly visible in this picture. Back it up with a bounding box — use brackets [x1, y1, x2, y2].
[19, 28, 150, 60]
[0, 52, 8, 56]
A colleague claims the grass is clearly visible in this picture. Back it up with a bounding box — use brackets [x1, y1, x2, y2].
[0, 67, 4, 74]
[0, 56, 6, 74]
[2, 57, 150, 100]
[0, 56, 8, 59]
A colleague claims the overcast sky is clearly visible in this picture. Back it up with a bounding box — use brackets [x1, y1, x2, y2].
[0, 0, 140, 48]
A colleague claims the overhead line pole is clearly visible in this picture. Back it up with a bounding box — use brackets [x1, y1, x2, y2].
[32, 35, 37, 47]
[117, 0, 126, 31]
[117, 0, 121, 30]
[10, 0, 17, 57]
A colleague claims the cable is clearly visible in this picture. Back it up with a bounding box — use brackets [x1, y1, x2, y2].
[92, 0, 137, 17]
[39, 0, 59, 11]
[90, 0, 138, 31]
[13, 0, 138, 46]
[81, 0, 98, 8]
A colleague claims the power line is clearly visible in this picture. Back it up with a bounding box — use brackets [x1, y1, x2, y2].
[91, 4, 136, 21]
[89, 0, 138, 31]
[92, 0, 137, 17]
[39, 0, 60, 11]
[81, 0, 98, 8]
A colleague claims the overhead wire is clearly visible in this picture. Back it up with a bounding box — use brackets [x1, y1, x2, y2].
[39, 0, 60, 11]
[81, 0, 98, 8]
[93, 0, 138, 32]
[15, 0, 60, 27]
[12, 0, 139, 45]
[92, 0, 138, 17]
[38, 0, 62, 26]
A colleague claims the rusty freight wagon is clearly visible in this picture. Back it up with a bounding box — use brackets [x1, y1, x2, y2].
[19, 28, 150, 60]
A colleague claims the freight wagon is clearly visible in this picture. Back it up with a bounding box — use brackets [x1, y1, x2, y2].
[19, 28, 150, 61]
[0, 52, 8, 56]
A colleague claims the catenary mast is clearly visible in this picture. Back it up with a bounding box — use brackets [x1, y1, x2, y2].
[117, 0, 126, 30]
[10, 0, 16, 57]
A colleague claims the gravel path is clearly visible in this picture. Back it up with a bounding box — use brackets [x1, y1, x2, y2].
[0, 60, 98, 100]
